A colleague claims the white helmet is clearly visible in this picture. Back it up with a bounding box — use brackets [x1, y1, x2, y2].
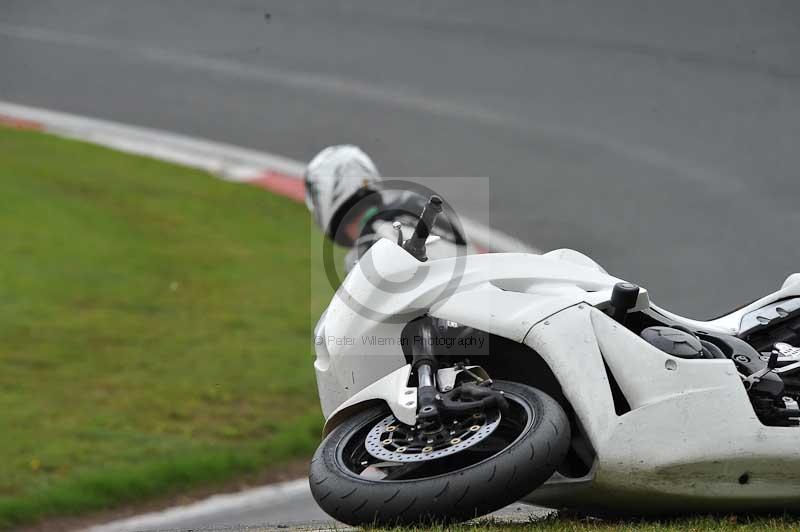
[304, 145, 382, 245]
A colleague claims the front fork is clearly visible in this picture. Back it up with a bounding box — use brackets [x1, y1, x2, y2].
[409, 317, 508, 429]
[411, 319, 441, 423]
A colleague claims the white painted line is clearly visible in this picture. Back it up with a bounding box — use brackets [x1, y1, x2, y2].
[460, 218, 536, 254]
[0, 22, 730, 189]
[0, 100, 540, 529]
[84, 478, 311, 532]
[0, 100, 537, 253]
[0, 101, 304, 180]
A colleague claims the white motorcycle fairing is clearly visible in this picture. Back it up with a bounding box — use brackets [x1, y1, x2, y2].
[313, 238, 800, 513]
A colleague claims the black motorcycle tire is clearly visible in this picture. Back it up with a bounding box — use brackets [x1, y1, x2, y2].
[309, 380, 570, 526]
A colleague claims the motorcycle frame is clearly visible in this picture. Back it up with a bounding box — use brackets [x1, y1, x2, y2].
[313, 238, 800, 513]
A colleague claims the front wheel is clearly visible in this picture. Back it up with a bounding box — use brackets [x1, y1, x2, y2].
[309, 380, 570, 526]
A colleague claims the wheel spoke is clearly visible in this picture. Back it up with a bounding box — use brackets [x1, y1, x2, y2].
[359, 460, 425, 480]
[381, 461, 427, 480]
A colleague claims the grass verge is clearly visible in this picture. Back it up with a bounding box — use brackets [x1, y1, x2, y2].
[0, 127, 334, 528]
[3, 127, 796, 532]
[379, 514, 800, 531]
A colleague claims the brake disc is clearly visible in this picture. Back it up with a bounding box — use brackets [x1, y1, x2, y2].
[364, 410, 501, 463]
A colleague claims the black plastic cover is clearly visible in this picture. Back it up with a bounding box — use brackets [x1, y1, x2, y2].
[641, 326, 704, 359]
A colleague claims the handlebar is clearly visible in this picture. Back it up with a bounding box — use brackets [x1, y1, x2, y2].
[402, 195, 443, 262]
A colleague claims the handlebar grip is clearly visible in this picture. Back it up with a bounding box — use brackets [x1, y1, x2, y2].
[403, 195, 443, 262]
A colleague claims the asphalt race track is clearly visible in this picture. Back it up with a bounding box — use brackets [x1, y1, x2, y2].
[3, 1, 800, 317]
[3, 0, 800, 526]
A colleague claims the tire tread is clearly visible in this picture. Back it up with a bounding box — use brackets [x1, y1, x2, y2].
[309, 380, 571, 526]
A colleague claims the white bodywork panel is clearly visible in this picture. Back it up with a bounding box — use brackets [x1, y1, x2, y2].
[313, 237, 800, 512]
[316, 238, 648, 428]
[522, 305, 800, 511]
[323, 364, 417, 431]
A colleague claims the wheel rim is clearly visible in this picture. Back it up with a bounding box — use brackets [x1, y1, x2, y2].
[364, 409, 502, 462]
[336, 388, 535, 482]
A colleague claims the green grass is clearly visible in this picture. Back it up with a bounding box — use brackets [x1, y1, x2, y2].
[379, 514, 800, 531]
[2, 128, 795, 532]
[0, 127, 339, 528]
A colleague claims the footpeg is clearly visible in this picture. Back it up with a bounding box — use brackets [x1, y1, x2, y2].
[774, 342, 800, 363]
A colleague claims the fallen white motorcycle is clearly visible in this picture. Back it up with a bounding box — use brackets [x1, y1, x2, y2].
[309, 196, 800, 525]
